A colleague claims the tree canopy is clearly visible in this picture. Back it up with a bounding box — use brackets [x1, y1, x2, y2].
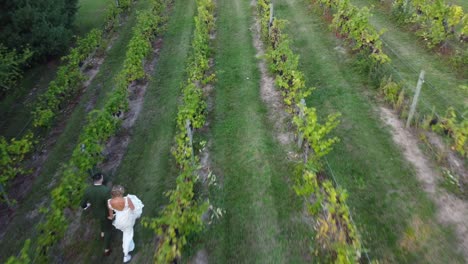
[0, 0, 79, 61]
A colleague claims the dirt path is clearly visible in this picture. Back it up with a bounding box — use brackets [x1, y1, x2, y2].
[427, 134, 468, 188]
[379, 106, 468, 261]
[99, 38, 163, 176]
[251, 3, 294, 149]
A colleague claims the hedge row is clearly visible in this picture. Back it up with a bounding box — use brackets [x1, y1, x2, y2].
[142, 0, 215, 263]
[258, 1, 362, 262]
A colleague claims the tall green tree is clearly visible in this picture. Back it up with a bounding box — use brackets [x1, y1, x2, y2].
[0, 0, 79, 61]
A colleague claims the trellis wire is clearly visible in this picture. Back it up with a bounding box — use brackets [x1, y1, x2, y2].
[324, 157, 373, 264]
[380, 38, 465, 117]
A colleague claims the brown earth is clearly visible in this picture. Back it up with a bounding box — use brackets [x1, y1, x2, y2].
[379, 106, 468, 261]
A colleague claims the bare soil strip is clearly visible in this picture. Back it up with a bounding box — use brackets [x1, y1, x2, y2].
[99, 38, 163, 176]
[251, 9, 295, 149]
[424, 131, 468, 186]
[60, 35, 165, 262]
[250, 1, 312, 261]
[379, 106, 468, 261]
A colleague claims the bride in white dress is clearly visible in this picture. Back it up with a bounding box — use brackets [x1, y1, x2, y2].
[107, 185, 144, 263]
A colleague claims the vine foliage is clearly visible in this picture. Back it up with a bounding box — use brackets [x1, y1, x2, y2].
[6, 0, 168, 262]
[142, 0, 216, 262]
[259, 0, 362, 262]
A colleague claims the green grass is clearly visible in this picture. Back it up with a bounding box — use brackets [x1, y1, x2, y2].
[0, 2, 146, 261]
[75, 0, 113, 35]
[2, 0, 465, 262]
[58, 0, 198, 262]
[351, 0, 467, 117]
[0, 63, 59, 138]
[275, 0, 465, 262]
[198, 0, 314, 263]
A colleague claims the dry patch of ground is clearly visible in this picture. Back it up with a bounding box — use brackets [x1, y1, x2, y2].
[380, 106, 468, 261]
[252, 25, 295, 148]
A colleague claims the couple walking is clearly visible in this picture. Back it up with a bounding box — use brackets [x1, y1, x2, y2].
[81, 173, 144, 263]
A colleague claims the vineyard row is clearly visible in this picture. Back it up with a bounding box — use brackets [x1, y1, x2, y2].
[0, 0, 136, 207]
[5, 0, 168, 262]
[258, 0, 363, 262]
[312, 0, 467, 157]
[142, 0, 216, 262]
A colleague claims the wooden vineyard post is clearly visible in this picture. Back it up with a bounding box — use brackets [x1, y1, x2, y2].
[268, 3, 274, 36]
[406, 70, 425, 128]
[186, 119, 195, 164]
[297, 98, 306, 148]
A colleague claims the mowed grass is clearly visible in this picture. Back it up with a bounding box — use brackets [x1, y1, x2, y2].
[0, 63, 59, 138]
[351, 0, 467, 117]
[75, 0, 113, 35]
[62, 0, 197, 262]
[200, 0, 313, 263]
[0, 2, 146, 261]
[276, 0, 464, 262]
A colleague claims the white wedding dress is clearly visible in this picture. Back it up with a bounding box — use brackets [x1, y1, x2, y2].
[108, 194, 144, 261]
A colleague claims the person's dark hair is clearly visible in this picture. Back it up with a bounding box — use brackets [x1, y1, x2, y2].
[92, 173, 103, 183]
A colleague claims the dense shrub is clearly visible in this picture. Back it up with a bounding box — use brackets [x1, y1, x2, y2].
[0, 0, 79, 61]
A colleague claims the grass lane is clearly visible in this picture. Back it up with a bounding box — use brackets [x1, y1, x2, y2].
[200, 0, 314, 263]
[351, 0, 467, 116]
[450, 0, 468, 11]
[276, 0, 464, 262]
[0, 64, 58, 138]
[0, 1, 146, 260]
[67, 0, 198, 262]
[75, 0, 113, 34]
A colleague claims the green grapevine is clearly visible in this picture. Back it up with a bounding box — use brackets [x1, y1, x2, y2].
[258, 0, 362, 262]
[142, 0, 215, 262]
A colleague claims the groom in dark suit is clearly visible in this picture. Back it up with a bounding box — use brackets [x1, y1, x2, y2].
[81, 173, 112, 256]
